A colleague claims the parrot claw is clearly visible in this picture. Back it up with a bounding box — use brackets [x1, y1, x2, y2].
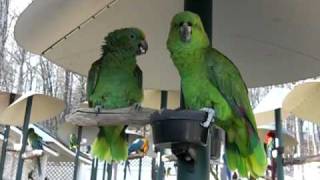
[94, 105, 102, 115]
[200, 107, 216, 128]
[132, 103, 142, 112]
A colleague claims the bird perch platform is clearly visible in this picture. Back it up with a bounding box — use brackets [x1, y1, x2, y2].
[128, 153, 145, 160]
[22, 150, 44, 159]
[66, 106, 157, 126]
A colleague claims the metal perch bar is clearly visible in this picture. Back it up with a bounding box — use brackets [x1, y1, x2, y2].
[66, 107, 156, 126]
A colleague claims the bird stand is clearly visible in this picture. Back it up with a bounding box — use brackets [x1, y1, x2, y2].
[66, 106, 156, 126]
[22, 149, 44, 159]
[151, 109, 208, 147]
[151, 109, 211, 180]
[128, 153, 145, 160]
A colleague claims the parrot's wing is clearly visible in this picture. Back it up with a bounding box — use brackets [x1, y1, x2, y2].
[87, 60, 102, 107]
[205, 48, 257, 132]
[134, 65, 143, 90]
[128, 139, 144, 154]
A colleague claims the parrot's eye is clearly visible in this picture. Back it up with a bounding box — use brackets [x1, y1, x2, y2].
[187, 22, 193, 27]
[130, 34, 136, 39]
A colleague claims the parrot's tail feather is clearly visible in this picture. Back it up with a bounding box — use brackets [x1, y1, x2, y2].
[91, 128, 111, 161]
[225, 141, 249, 177]
[91, 126, 128, 162]
[247, 141, 268, 178]
[225, 138, 267, 178]
[36, 157, 42, 176]
[110, 131, 128, 162]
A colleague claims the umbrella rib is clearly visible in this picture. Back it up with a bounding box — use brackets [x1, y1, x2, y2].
[41, 0, 120, 55]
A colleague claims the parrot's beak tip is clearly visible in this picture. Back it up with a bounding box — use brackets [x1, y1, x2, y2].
[179, 22, 192, 42]
[137, 40, 148, 55]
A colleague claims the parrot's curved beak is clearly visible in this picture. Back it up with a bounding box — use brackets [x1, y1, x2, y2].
[137, 40, 148, 55]
[179, 22, 192, 42]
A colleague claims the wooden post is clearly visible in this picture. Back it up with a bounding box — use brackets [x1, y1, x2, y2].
[16, 96, 33, 180]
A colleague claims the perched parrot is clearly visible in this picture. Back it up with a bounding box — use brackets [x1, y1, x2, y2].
[27, 128, 43, 176]
[167, 11, 267, 177]
[87, 27, 148, 162]
[69, 133, 78, 150]
[128, 138, 149, 155]
[124, 137, 149, 175]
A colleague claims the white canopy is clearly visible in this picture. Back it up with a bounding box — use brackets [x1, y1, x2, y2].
[0, 92, 19, 114]
[283, 82, 320, 124]
[254, 88, 290, 125]
[14, 0, 320, 90]
[0, 92, 65, 126]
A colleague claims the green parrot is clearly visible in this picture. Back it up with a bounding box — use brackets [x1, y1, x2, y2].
[167, 11, 267, 177]
[69, 133, 78, 150]
[27, 128, 43, 176]
[87, 27, 148, 162]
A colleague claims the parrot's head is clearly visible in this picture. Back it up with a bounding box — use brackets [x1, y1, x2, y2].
[103, 27, 148, 56]
[167, 11, 210, 54]
[27, 128, 35, 135]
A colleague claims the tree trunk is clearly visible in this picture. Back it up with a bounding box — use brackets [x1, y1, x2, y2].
[62, 70, 71, 122]
[0, 0, 10, 76]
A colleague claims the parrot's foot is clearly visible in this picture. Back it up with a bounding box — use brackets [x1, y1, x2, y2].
[131, 103, 142, 111]
[94, 105, 102, 115]
[172, 143, 196, 164]
[200, 107, 216, 128]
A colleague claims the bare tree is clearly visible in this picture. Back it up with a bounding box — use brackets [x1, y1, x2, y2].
[0, 0, 10, 71]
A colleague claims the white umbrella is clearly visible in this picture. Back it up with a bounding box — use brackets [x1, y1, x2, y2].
[14, 0, 320, 90]
[254, 88, 290, 125]
[0, 92, 19, 114]
[283, 81, 320, 124]
[0, 92, 65, 126]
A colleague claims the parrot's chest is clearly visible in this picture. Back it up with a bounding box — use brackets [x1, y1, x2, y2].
[90, 68, 141, 108]
[181, 76, 214, 109]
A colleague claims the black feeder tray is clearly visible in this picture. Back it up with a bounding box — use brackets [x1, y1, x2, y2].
[150, 109, 209, 148]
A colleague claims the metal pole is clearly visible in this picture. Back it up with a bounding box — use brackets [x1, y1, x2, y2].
[0, 93, 16, 180]
[73, 126, 83, 180]
[0, 125, 10, 180]
[102, 161, 107, 180]
[94, 158, 99, 180]
[90, 158, 96, 180]
[138, 158, 142, 180]
[176, 1, 213, 180]
[275, 109, 284, 180]
[123, 161, 128, 180]
[156, 91, 167, 180]
[107, 163, 112, 180]
[151, 158, 156, 180]
[16, 96, 33, 180]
